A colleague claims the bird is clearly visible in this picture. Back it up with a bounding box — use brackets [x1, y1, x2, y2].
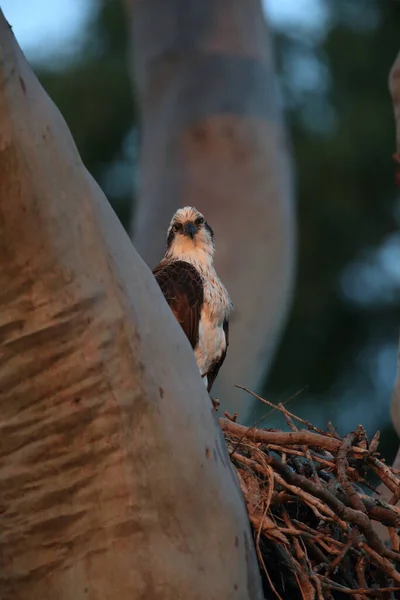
[153, 206, 232, 401]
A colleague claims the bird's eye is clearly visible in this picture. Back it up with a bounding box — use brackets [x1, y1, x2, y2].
[172, 223, 182, 233]
[195, 217, 204, 226]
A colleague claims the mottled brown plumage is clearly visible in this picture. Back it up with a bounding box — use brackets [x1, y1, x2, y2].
[205, 318, 229, 393]
[153, 260, 203, 350]
[153, 206, 232, 395]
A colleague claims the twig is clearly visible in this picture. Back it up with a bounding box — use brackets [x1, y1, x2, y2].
[220, 389, 400, 598]
[326, 538, 353, 574]
[220, 418, 367, 455]
[235, 385, 333, 436]
[319, 575, 400, 596]
[360, 542, 400, 583]
[337, 431, 367, 514]
[369, 430, 380, 454]
[369, 457, 400, 493]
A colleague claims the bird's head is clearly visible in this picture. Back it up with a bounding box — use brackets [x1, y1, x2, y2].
[165, 206, 215, 266]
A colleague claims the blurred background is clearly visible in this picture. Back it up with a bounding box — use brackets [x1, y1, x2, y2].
[4, 0, 400, 461]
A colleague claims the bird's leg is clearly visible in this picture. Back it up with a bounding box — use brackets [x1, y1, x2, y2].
[200, 372, 219, 410]
[201, 373, 220, 411]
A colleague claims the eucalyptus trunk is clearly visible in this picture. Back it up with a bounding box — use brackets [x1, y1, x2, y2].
[0, 12, 262, 599]
[127, 0, 296, 420]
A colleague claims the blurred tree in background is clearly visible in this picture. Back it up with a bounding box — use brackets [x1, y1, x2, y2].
[35, 0, 136, 228]
[263, 0, 400, 459]
[31, 0, 400, 458]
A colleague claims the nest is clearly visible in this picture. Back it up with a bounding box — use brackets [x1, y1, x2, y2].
[220, 387, 400, 600]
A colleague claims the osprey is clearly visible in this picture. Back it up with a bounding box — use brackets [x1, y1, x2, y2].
[153, 206, 232, 395]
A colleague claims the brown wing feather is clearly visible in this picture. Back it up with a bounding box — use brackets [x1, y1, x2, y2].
[153, 260, 204, 349]
[205, 317, 229, 393]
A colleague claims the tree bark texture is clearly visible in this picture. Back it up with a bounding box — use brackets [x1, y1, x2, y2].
[127, 0, 296, 421]
[0, 12, 263, 599]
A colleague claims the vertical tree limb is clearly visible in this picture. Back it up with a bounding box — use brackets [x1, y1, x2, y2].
[126, 0, 296, 419]
[0, 12, 262, 599]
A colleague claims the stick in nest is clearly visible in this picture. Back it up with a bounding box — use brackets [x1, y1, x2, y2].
[221, 387, 400, 600]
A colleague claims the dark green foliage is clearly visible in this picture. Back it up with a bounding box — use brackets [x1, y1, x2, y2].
[257, 1, 400, 454]
[33, 0, 136, 228]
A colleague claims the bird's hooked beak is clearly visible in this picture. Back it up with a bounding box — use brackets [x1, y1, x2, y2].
[183, 222, 197, 239]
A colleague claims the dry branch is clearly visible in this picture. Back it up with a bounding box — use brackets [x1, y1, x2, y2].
[221, 390, 400, 599]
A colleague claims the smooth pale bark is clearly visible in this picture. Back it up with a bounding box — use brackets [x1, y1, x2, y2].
[0, 12, 263, 600]
[127, 0, 296, 421]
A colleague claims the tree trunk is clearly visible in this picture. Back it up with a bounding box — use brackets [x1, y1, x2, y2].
[127, 0, 296, 421]
[0, 12, 263, 599]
